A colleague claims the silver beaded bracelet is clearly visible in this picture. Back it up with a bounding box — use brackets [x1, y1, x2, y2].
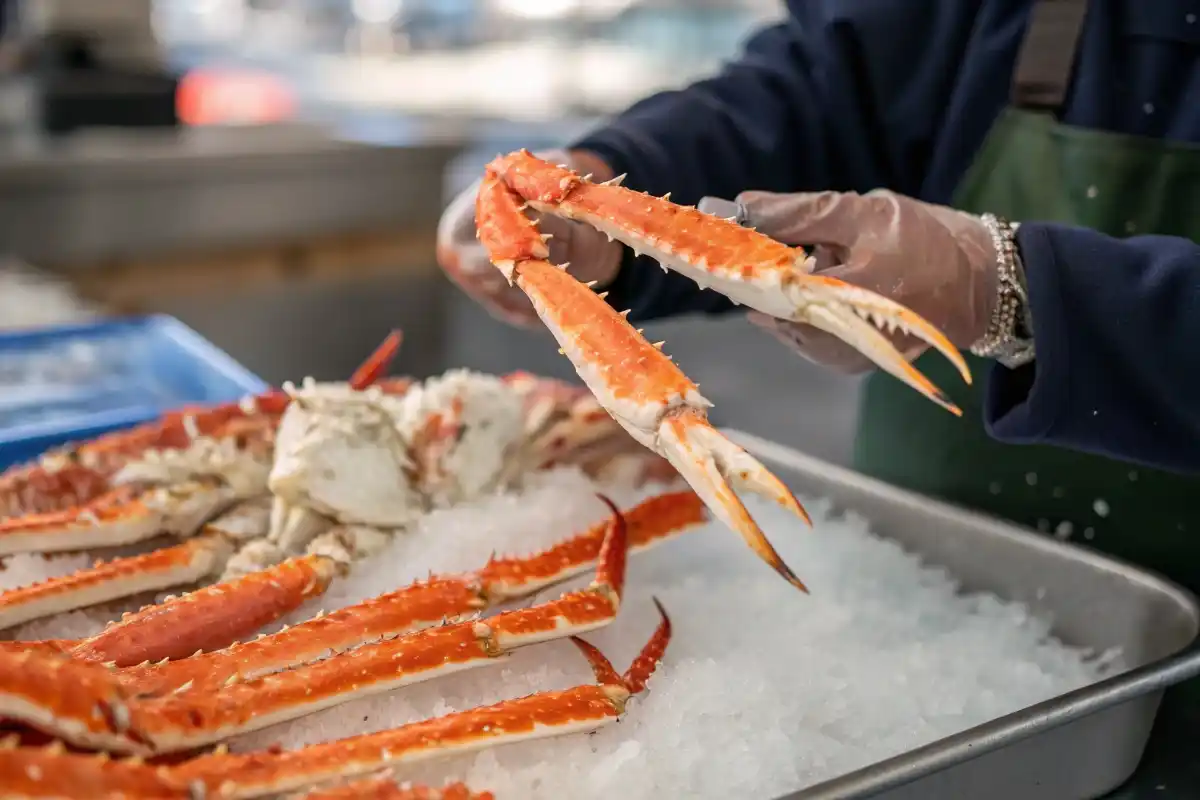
[969, 213, 1036, 369]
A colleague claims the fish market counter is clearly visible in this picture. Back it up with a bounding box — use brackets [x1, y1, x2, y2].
[0, 124, 462, 270]
[0, 125, 466, 381]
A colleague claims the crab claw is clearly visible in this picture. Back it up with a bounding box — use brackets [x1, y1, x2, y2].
[476, 166, 810, 592]
[778, 276, 967, 416]
[486, 150, 971, 416]
[658, 410, 809, 592]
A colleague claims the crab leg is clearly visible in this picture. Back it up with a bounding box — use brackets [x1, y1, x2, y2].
[70, 553, 338, 668]
[489, 150, 972, 415]
[0, 534, 234, 632]
[102, 499, 629, 754]
[0, 463, 116, 518]
[0, 609, 667, 799]
[0, 739, 190, 799]
[171, 602, 671, 798]
[0, 478, 242, 557]
[0, 500, 628, 754]
[0, 494, 700, 752]
[119, 490, 704, 697]
[0, 746, 490, 800]
[478, 165, 810, 592]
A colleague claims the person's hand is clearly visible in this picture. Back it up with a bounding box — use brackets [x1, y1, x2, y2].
[737, 189, 1000, 373]
[436, 148, 625, 328]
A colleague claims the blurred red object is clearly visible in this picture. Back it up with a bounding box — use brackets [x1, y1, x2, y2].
[176, 68, 297, 126]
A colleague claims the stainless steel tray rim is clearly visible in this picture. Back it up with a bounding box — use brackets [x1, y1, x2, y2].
[725, 429, 1200, 631]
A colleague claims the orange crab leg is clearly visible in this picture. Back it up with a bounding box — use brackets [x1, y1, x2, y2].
[105, 500, 628, 754]
[169, 603, 671, 799]
[478, 162, 810, 592]
[348, 330, 404, 389]
[71, 554, 338, 668]
[491, 150, 971, 414]
[0, 463, 116, 518]
[0, 740, 191, 800]
[0, 609, 667, 799]
[121, 490, 703, 697]
[0, 478, 237, 557]
[0, 534, 234, 632]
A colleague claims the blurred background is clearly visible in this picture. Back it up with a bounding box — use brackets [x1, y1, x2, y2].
[0, 0, 860, 463]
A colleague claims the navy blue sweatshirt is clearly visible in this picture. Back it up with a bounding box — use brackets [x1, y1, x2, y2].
[571, 0, 1200, 473]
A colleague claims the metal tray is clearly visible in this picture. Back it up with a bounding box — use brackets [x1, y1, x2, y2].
[722, 431, 1200, 800]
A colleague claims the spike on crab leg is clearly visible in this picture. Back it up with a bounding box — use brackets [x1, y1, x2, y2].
[478, 168, 809, 592]
[487, 150, 971, 416]
[169, 602, 672, 798]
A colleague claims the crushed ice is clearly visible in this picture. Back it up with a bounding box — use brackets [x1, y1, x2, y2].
[10, 468, 1126, 798]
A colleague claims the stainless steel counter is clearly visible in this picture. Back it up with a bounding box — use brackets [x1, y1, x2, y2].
[0, 123, 464, 266]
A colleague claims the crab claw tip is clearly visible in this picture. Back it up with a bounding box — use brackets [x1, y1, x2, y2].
[656, 411, 808, 592]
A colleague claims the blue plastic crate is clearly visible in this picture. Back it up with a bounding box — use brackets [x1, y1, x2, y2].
[0, 315, 269, 470]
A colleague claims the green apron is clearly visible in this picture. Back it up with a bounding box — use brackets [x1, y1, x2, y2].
[854, 2, 1200, 793]
[855, 0, 1200, 597]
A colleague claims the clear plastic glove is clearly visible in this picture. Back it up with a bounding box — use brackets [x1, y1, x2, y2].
[737, 189, 1000, 373]
[436, 148, 625, 329]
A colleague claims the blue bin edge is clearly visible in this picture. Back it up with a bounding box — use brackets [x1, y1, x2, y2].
[0, 315, 269, 469]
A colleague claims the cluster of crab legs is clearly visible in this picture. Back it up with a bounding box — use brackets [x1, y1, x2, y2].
[0, 495, 693, 798]
[0, 151, 969, 798]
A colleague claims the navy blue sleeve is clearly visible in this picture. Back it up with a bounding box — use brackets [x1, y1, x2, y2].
[570, 1, 984, 323]
[572, 22, 816, 321]
[986, 224, 1200, 473]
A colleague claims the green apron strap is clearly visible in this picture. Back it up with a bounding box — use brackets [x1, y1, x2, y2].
[1010, 0, 1089, 112]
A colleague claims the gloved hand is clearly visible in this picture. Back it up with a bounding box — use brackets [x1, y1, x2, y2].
[737, 189, 1000, 372]
[436, 148, 625, 328]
